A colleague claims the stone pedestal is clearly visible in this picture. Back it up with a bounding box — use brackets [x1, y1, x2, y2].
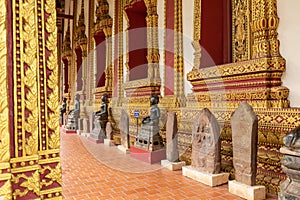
[104, 139, 114, 146]
[65, 115, 78, 131]
[83, 118, 90, 133]
[182, 166, 229, 187]
[88, 119, 106, 144]
[117, 145, 130, 153]
[130, 146, 166, 164]
[229, 180, 266, 200]
[134, 125, 164, 151]
[61, 126, 77, 134]
[279, 147, 300, 200]
[161, 160, 186, 171]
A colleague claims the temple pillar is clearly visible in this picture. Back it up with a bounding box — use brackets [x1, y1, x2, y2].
[0, 0, 62, 199]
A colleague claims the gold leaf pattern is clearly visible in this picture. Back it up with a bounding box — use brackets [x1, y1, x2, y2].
[0, 0, 9, 163]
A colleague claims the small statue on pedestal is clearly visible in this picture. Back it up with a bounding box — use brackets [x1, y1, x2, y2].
[142, 94, 160, 126]
[89, 94, 108, 142]
[65, 94, 80, 130]
[60, 97, 67, 125]
[135, 94, 164, 151]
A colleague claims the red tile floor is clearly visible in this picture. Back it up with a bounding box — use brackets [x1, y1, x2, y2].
[61, 133, 277, 200]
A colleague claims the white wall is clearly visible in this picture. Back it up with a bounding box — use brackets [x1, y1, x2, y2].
[182, 0, 194, 96]
[157, 0, 165, 96]
[278, 0, 300, 107]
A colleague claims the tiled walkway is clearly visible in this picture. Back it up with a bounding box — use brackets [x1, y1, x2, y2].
[61, 133, 277, 200]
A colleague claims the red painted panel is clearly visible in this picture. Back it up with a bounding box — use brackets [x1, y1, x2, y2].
[200, 0, 231, 68]
[126, 2, 148, 81]
[75, 47, 83, 91]
[62, 57, 69, 93]
[165, 0, 175, 95]
[94, 31, 106, 87]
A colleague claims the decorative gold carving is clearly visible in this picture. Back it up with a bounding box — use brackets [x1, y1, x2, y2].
[11, 171, 40, 198]
[173, 0, 186, 107]
[232, 0, 250, 62]
[0, 181, 12, 200]
[13, 0, 39, 157]
[75, 0, 87, 54]
[40, 163, 62, 186]
[62, 24, 72, 58]
[192, 0, 201, 70]
[187, 57, 285, 81]
[45, 0, 60, 151]
[0, 0, 10, 164]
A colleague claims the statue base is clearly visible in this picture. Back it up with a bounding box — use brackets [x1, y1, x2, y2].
[182, 166, 229, 187]
[117, 145, 130, 154]
[134, 125, 164, 151]
[130, 146, 166, 164]
[61, 127, 77, 134]
[88, 126, 106, 144]
[104, 139, 115, 146]
[87, 137, 104, 144]
[229, 180, 266, 200]
[161, 160, 186, 171]
[279, 147, 300, 200]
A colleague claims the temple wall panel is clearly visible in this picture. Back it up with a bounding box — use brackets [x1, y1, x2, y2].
[278, 0, 300, 107]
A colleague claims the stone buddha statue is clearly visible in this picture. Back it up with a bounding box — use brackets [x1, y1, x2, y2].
[142, 94, 160, 126]
[65, 94, 80, 130]
[135, 94, 164, 151]
[89, 94, 109, 141]
[60, 97, 67, 125]
[94, 94, 108, 131]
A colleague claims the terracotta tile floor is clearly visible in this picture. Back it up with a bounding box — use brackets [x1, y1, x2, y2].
[61, 133, 277, 200]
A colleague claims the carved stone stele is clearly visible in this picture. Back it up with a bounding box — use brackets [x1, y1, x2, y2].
[166, 112, 179, 162]
[106, 122, 113, 140]
[231, 102, 258, 186]
[120, 110, 130, 150]
[191, 108, 221, 174]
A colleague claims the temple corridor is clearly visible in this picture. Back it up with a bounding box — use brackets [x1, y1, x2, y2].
[60, 132, 277, 200]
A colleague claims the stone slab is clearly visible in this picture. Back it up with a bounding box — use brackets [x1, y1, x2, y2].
[104, 139, 115, 146]
[182, 166, 229, 187]
[229, 180, 266, 200]
[61, 127, 77, 134]
[79, 132, 90, 138]
[161, 160, 186, 171]
[87, 136, 104, 144]
[130, 147, 166, 164]
[117, 145, 130, 153]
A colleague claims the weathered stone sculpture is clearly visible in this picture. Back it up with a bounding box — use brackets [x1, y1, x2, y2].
[65, 94, 80, 130]
[231, 102, 258, 185]
[89, 94, 109, 142]
[279, 126, 300, 199]
[134, 94, 164, 151]
[59, 97, 67, 125]
[229, 102, 265, 200]
[161, 112, 186, 170]
[182, 108, 228, 186]
[191, 108, 221, 174]
[118, 110, 130, 153]
[166, 112, 179, 162]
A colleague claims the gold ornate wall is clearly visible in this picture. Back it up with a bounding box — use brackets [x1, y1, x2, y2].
[0, 0, 62, 199]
